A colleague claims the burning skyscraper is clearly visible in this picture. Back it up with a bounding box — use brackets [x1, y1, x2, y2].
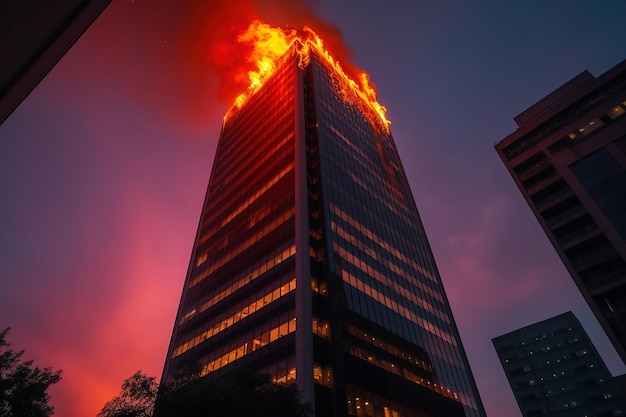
[161, 22, 485, 417]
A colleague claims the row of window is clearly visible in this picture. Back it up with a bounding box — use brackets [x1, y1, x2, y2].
[513, 152, 549, 178]
[324, 152, 408, 229]
[199, 312, 296, 376]
[545, 202, 586, 229]
[507, 349, 586, 375]
[520, 376, 611, 403]
[213, 122, 292, 189]
[345, 384, 467, 417]
[212, 111, 292, 196]
[348, 325, 432, 372]
[332, 222, 445, 308]
[504, 345, 588, 365]
[215, 89, 293, 185]
[334, 242, 449, 324]
[502, 75, 626, 160]
[525, 391, 623, 417]
[173, 278, 296, 358]
[341, 268, 455, 346]
[199, 157, 294, 245]
[345, 169, 415, 229]
[546, 101, 626, 155]
[515, 362, 598, 389]
[327, 124, 372, 167]
[329, 203, 441, 291]
[347, 396, 399, 417]
[326, 123, 411, 219]
[205, 109, 294, 233]
[189, 206, 295, 288]
[180, 243, 295, 323]
[349, 343, 458, 400]
[563, 100, 626, 145]
[498, 326, 575, 353]
[220, 162, 295, 228]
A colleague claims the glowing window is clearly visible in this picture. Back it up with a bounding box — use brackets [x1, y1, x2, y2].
[607, 105, 625, 119]
[577, 118, 604, 136]
[196, 251, 208, 266]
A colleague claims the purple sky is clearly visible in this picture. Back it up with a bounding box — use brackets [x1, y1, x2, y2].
[1, 1, 625, 416]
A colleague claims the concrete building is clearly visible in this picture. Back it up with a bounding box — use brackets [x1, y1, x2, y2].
[493, 312, 626, 417]
[495, 60, 626, 364]
[161, 39, 486, 417]
[0, 0, 111, 125]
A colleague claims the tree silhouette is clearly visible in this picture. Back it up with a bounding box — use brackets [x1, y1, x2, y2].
[156, 368, 311, 417]
[0, 327, 62, 417]
[97, 371, 157, 417]
[102, 367, 312, 417]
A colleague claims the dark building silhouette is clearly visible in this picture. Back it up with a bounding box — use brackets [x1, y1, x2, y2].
[0, 0, 111, 125]
[495, 60, 626, 364]
[493, 312, 626, 417]
[161, 40, 486, 417]
[617, 374, 626, 399]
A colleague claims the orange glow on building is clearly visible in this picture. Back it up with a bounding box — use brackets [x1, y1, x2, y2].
[228, 20, 390, 130]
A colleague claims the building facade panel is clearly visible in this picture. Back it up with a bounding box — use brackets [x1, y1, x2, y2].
[162, 48, 299, 383]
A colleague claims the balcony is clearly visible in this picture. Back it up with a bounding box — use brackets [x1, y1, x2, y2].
[569, 247, 618, 270]
[544, 205, 587, 229]
[557, 225, 601, 249]
[534, 188, 574, 211]
[516, 158, 551, 181]
[587, 271, 626, 295]
[525, 171, 558, 195]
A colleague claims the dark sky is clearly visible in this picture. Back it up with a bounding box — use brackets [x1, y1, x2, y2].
[1, 1, 625, 416]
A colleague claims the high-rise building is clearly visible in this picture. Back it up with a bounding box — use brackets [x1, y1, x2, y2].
[494, 60, 626, 364]
[493, 311, 626, 417]
[161, 38, 486, 417]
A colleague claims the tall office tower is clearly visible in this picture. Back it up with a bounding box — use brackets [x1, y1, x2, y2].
[161, 29, 486, 417]
[495, 60, 626, 364]
[493, 312, 626, 417]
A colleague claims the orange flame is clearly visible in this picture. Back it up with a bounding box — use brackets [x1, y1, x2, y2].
[229, 21, 390, 130]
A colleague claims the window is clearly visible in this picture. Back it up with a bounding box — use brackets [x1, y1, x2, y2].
[577, 118, 604, 136]
[196, 251, 208, 266]
[607, 105, 625, 120]
[575, 349, 588, 357]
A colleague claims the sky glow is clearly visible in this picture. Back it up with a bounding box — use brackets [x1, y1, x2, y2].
[1, 1, 625, 416]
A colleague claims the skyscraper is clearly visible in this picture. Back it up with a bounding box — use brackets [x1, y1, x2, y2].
[161, 32, 486, 417]
[493, 312, 626, 417]
[494, 60, 626, 364]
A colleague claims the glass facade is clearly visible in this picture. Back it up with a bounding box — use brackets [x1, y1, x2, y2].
[162, 41, 486, 417]
[493, 312, 626, 417]
[571, 148, 626, 241]
[161, 47, 299, 385]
